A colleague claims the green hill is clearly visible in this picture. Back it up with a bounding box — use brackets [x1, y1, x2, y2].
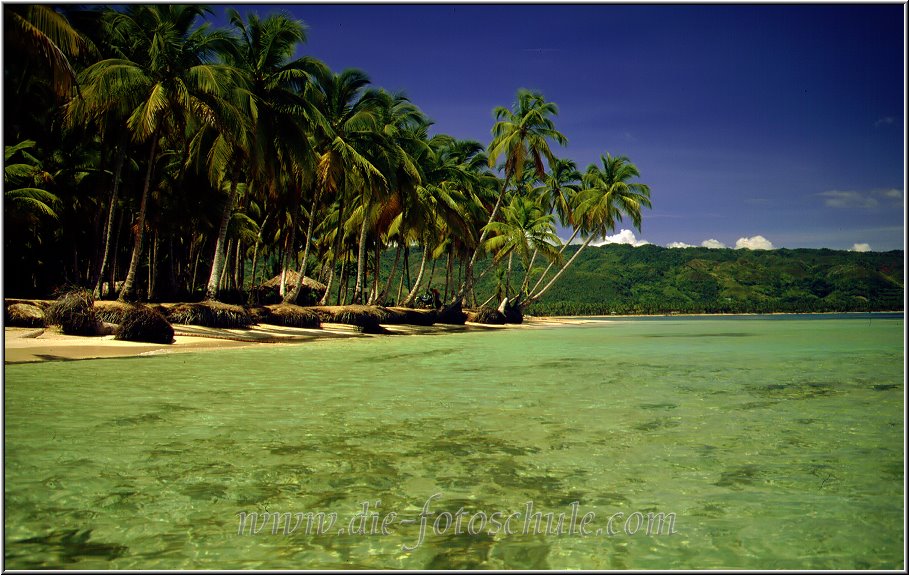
[516, 244, 904, 315]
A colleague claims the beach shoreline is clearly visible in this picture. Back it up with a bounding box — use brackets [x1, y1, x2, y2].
[3, 315, 596, 364]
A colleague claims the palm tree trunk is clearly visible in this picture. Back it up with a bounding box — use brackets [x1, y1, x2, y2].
[352, 200, 370, 304]
[107, 208, 123, 299]
[528, 226, 580, 296]
[219, 238, 232, 291]
[337, 248, 351, 305]
[506, 251, 514, 298]
[319, 198, 346, 305]
[427, 254, 437, 289]
[204, 165, 240, 300]
[119, 134, 158, 302]
[443, 245, 453, 301]
[521, 248, 538, 293]
[526, 232, 596, 306]
[191, 237, 204, 296]
[93, 140, 127, 298]
[286, 192, 317, 304]
[378, 242, 402, 305]
[280, 221, 297, 298]
[402, 243, 429, 306]
[232, 239, 242, 292]
[148, 230, 160, 301]
[448, 176, 510, 306]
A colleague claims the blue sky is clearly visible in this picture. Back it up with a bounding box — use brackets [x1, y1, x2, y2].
[213, 4, 904, 251]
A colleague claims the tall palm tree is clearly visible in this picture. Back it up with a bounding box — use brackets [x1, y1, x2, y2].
[449, 88, 566, 307]
[74, 5, 240, 301]
[198, 9, 323, 301]
[303, 68, 387, 305]
[525, 152, 651, 305]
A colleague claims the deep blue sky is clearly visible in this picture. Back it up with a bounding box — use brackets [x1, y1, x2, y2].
[212, 4, 904, 251]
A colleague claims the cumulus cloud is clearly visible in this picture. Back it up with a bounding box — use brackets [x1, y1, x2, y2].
[735, 235, 774, 250]
[701, 239, 727, 249]
[591, 229, 650, 247]
[667, 241, 695, 248]
[850, 243, 872, 252]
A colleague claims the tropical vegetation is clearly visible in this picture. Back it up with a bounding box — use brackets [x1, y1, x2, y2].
[4, 5, 900, 319]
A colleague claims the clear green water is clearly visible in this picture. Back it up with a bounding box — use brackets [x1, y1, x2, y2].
[4, 316, 904, 569]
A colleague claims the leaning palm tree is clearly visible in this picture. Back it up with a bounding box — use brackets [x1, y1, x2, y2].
[525, 152, 651, 306]
[74, 5, 241, 301]
[484, 194, 561, 301]
[526, 157, 582, 296]
[449, 88, 566, 307]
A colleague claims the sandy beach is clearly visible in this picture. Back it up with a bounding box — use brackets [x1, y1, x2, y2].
[3, 316, 597, 364]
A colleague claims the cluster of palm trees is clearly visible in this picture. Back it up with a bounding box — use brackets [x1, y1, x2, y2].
[4, 5, 651, 312]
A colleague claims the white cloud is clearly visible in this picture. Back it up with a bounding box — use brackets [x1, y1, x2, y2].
[701, 239, 727, 249]
[874, 116, 895, 127]
[667, 241, 695, 248]
[850, 243, 872, 252]
[591, 229, 650, 247]
[735, 235, 774, 250]
[819, 190, 879, 209]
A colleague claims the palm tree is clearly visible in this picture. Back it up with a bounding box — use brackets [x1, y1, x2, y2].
[197, 9, 323, 302]
[525, 153, 651, 305]
[303, 68, 387, 305]
[74, 5, 240, 301]
[3, 5, 86, 100]
[4, 140, 60, 219]
[484, 194, 561, 301]
[449, 88, 566, 307]
[526, 157, 582, 295]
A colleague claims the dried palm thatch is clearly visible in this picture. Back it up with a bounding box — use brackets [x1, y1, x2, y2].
[257, 304, 321, 328]
[45, 289, 102, 335]
[166, 301, 253, 328]
[310, 305, 386, 333]
[436, 301, 467, 325]
[5, 302, 45, 327]
[471, 306, 506, 325]
[94, 300, 135, 324]
[381, 307, 438, 326]
[115, 305, 174, 344]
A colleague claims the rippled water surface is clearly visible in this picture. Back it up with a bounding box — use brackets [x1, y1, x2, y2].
[4, 315, 904, 569]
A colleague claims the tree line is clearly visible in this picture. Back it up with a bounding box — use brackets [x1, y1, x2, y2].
[4, 4, 653, 314]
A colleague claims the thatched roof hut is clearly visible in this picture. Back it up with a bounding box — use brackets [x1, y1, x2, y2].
[262, 271, 326, 292]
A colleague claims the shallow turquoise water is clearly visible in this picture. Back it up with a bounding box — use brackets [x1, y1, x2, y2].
[4, 316, 904, 569]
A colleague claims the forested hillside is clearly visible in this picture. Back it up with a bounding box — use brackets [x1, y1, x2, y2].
[388, 244, 903, 315]
[516, 245, 904, 315]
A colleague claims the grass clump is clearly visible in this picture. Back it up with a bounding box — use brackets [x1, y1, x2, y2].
[94, 300, 136, 324]
[471, 306, 506, 325]
[45, 289, 103, 335]
[327, 305, 385, 334]
[115, 305, 174, 344]
[5, 302, 46, 327]
[258, 304, 321, 328]
[166, 301, 253, 328]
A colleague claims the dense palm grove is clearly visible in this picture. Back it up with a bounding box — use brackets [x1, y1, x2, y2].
[4, 5, 651, 312]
